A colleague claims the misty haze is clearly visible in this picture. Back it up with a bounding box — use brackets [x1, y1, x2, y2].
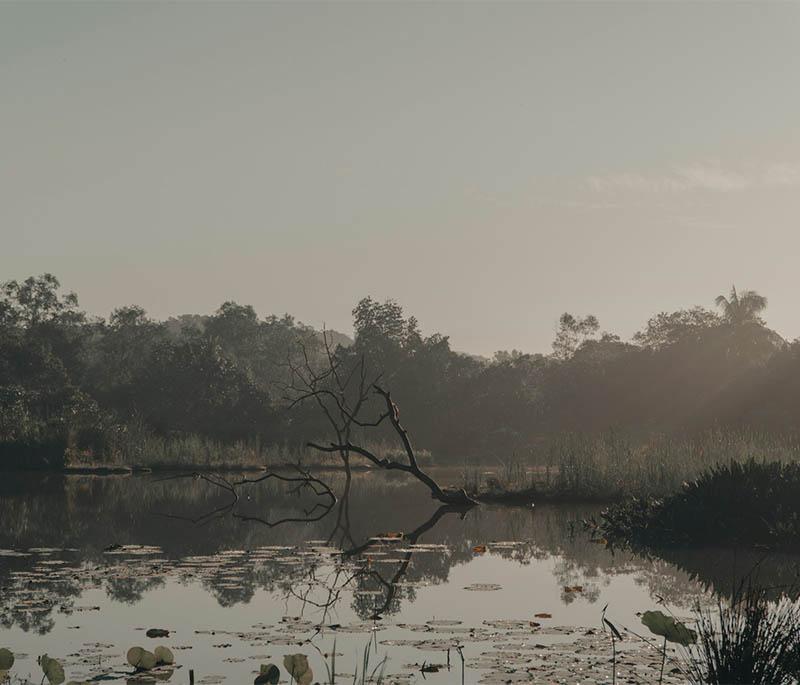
[3, 3, 800, 685]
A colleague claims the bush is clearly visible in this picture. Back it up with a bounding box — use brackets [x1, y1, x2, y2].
[598, 460, 800, 548]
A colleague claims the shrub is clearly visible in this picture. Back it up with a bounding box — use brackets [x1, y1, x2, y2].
[597, 460, 800, 548]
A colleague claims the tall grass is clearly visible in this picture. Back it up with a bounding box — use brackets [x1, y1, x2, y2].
[536, 429, 800, 499]
[69, 420, 436, 471]
[72, 420, 303, 470]
[461, 429, 800, 501]
[685, 584, 800, 685]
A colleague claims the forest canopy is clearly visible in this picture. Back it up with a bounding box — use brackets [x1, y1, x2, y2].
[0, 275, 797, 467]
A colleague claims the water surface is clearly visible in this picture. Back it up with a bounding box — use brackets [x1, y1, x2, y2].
[1, 471, 795, 683]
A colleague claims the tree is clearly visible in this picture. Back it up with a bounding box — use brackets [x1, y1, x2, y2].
[552, 313, 600, 360]
[101, 306, 165, 380]
[714, 286, 768, 326]
[0, 274, 82, 328]
[633, 307, 720, 350]
[130, 337, 274, 440]
[352, 297, 421, 372]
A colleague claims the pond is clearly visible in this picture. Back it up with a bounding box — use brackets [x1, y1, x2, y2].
[1, 470, 797, 684]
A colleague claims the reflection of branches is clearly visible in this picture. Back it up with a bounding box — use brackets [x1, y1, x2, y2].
[290, 503, 470, 622]
[152, 467, 336, 528]
[352, 504, 468, 620]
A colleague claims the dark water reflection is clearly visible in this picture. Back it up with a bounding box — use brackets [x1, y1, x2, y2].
[1, 470, 798, 683]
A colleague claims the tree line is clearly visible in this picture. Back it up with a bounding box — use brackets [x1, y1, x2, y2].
[1, 274, 798, 467]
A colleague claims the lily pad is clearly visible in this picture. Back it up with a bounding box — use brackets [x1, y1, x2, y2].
[0, 649, 13, 671]
[283, 654, 312, 685]
[464, 584, 502, 591]
[254, 664, 280, 684]
[641, 610, 697, 645]
[153, 646, 174, 665]
[39, 655, 66, 685]
[146, 629, 170, 639]
[127, 647, 158, 670]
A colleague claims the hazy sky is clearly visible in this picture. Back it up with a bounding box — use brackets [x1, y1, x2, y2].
[3, 2, 800, 355]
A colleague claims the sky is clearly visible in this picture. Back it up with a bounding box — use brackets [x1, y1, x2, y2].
[3, 1, 800, 356]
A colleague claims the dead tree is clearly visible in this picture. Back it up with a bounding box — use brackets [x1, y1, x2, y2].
[308, 385, 475, 506]
[283, 331, 376, 480]
[286, 339, 475, 506]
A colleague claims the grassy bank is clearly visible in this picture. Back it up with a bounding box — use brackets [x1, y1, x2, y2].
[46, 424, 434, 473]
[463, 430, 800, 503]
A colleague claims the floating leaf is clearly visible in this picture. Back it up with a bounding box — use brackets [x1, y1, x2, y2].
[38, 655, 66, 685]
[127, 647, 145, 668]
[463, 583, 502, 591]
[127, 647, 157, 670]
[534, 613, 552, 619]
[146, 629, 170, 638]
[641, 610, 697, 645]
[254, 664, 280, 684]
[0, 649, 13, 671]
[283, 654, 312, 685]
[472, 545, 487, 555]
[154, 646, 174, 665]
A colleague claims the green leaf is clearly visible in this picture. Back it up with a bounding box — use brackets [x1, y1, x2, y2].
[126, 647, 144, 668]
[154, 646, 174, 666]
[254, 664, 280, 685]
[38, 654, 66, 685]
[641, 610, 697, 645]
[0, 648, 13, 671]
[126, 646, 157, 670]
[283, 654, 312, 685]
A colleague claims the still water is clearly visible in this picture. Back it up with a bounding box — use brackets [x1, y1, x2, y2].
[1, 470, 796, 684]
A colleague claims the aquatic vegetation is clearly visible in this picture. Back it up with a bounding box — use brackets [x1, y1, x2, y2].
[38, 654, 65, 685]
[461, 429, 800, 503]
[153, 646, 175, 666]
[596, 460, 800, 548]
[0, 648, 13, 684]
[126, 647, 157, 670]
[351, 639, 387, 685]
[254, 663, 280, 684]
[641, 610, 697, 646]
[145, 628, 169, 638]
[685, 585, 800, 685]
[641, 610, 696, 684]
[283, 654, 313, 685]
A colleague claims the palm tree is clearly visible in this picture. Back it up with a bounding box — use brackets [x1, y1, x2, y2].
[714, 286, 768, 326]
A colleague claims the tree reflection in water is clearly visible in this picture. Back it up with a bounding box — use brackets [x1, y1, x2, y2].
[0, 470, 799, 635]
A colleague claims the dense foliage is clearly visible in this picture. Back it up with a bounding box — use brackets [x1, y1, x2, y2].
[598, 460, 800, 548]
[1, 275, 798, 467]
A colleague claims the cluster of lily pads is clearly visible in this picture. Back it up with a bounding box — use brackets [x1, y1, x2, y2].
[0, 643, 180, 685]
[126, 644, 175, 670]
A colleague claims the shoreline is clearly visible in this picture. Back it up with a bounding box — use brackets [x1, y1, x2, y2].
[0, 463, 627, 505]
